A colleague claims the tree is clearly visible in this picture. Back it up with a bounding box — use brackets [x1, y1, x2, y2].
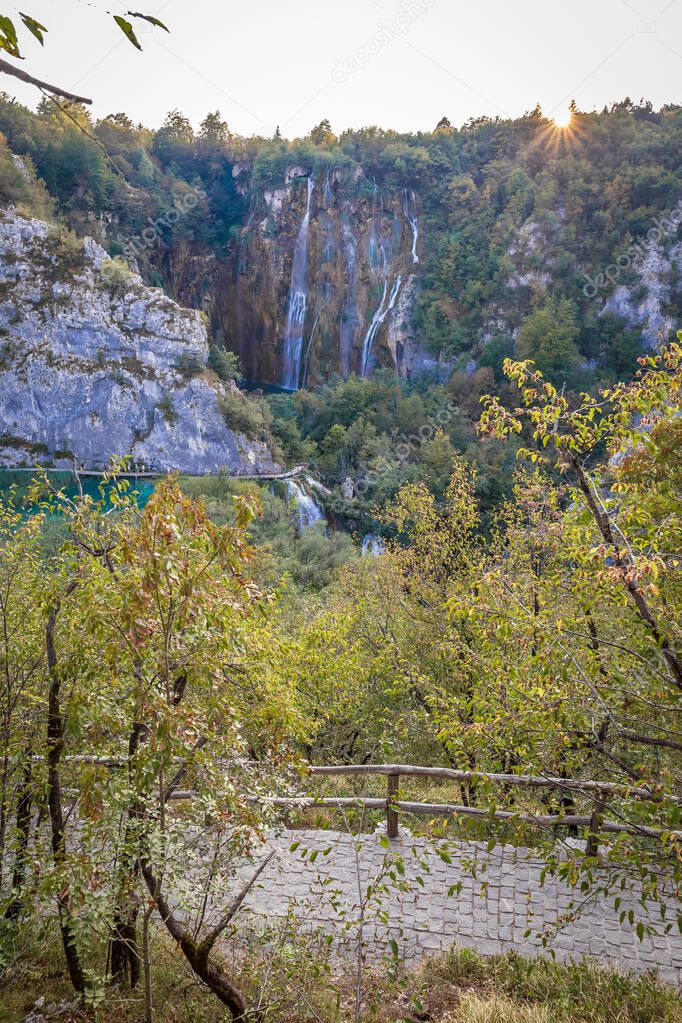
[101, 112, 135, 131]
[0, 474, 303, 1018]
[199, 110, 231, 145]
[474, 341, 682, 905]
[157, 108, 194, 143]
[309, 118, 335, 146]
[516, 298, 582, 381]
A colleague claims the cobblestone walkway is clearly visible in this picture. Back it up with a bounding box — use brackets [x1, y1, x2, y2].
[238, 829, 682, 984]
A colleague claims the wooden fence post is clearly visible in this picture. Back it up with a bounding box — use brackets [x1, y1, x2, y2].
[387, 771, 399, 839]
[585, 795, 608, 858]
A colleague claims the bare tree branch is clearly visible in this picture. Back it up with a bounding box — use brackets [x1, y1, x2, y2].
[0, 58, 92, 104]
[198, 850, 276, 957]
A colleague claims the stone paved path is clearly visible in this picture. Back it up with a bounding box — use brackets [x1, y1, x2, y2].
[237, 828, 682, 984]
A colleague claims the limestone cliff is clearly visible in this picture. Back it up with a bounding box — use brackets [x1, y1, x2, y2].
[214, 167, 428, 388]
[0, 209, 279, 474]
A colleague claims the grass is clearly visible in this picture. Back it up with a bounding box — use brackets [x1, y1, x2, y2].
[413, 948, 682, 1023]
[1, 922, 679, 1023]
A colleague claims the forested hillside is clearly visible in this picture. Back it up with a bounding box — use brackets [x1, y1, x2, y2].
[0, 96, 679, 377]
[0, 76, 680, 1023]
[0, 94, 679, 531]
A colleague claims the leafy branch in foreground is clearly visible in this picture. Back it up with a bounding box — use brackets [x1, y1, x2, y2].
[479, 339, 682, 690]
[0, 6, 169, 103]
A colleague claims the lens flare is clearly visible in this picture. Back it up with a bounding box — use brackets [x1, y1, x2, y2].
[553, 109, 573, 129]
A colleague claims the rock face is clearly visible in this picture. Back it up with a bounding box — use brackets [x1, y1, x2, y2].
[603, 242, 682, 348]
[0, 209, 279, 474]
[212, 167, 432, 388]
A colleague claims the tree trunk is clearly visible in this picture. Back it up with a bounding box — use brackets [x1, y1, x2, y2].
[46, 602, 86, 995]
[4, 752, 33, 920]
[109, 720, 146, 987]
[140, 861, 247, 1021]
[570, 455, 682, 689]
[110, 903, 141, 986]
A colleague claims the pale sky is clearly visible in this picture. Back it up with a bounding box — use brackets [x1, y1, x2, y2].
[3, 0, 682, 136]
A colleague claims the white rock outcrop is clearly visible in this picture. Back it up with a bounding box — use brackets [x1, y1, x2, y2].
[602, 242, 681, 348]
[0, 209, 279, 475]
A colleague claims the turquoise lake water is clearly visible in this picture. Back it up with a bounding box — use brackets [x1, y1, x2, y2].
[0, 469, 156, 514]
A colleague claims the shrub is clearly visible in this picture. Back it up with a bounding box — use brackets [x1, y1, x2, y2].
[157, 392, 178, 426]
[177, 349, 206, 376]
[208, 344, 241, 382]
[219, 388, 274, 445]
[100, 256, 136, 295]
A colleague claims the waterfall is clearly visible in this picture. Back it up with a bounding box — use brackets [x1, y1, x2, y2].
[359, 274, 403, 377]
[305, 474, 331, 496]
[301, 302, 326, 388]
[287, 478, 325, 529]
[281, 177, 314, 390]
[340, 222, 361, 379]
[362, 533, 385, 557]
[403, 189, 419, 264]
[324, 168, 333, 206]
[238, 210, 255, 274]
[360, 183, 404, 377]
[236, 210, 256, 379]
[368, 182, 388, 275]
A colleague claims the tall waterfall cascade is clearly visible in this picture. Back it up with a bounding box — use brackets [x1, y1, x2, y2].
[231, 168, 423, 389]
[281, 177, 314, 390]
[403, 189, 419, 264]
[360, 274, 403, 377]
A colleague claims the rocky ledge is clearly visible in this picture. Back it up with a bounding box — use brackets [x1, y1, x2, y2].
[0, 209, 278, 475]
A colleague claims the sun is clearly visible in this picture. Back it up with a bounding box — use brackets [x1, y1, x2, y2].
[553, 108, 573, 129]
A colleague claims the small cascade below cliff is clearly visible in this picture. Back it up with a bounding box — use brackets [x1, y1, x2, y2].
[362, 533, 386, 557]
[281, 177, 314, 389]
[403, 189, 419, 264]
[287, 478, 326, 528]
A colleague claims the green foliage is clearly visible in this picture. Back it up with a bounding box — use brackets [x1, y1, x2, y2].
[273, 343, 682, 928]
[0, 132, 53, 217]
[0, 475, 304, 1012]
[265, 370, 518, 521]
[179, 474, 355, 594]
[207, 343, 241, 382]
[157, 391, 177, 425]
[516, 298, 581, 382]
[100, 255, 135, 294]
[219, 387, 278, 448]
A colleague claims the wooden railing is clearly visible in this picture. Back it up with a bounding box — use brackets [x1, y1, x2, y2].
[55, 757, 681, 849]
[164, 763, 680, 848]
[261, 764, 681, 846]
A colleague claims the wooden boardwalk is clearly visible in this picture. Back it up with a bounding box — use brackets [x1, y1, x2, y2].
[1, 465, 306, 482]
